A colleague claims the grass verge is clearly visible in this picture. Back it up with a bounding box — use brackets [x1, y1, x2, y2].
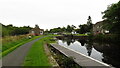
[2, 35, 28, 52]
[74, 34, 88, 36]
[1, 36, 43, 57]
[23, 35, 56, 66]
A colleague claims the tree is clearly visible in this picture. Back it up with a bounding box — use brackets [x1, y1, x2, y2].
[87, 16, 93, 32]
[1, 23, 32, 37]
[102, 1, 120, 34]
[66, 25, 72, 33]
[2, 24, 9, 37]
[71, 25, 76, 29]
[78, 24, 89, 34]
[87, 16, 92, 26]
[61, 27, 66, 32]
[44, 29, 49, 34]
[76, 16, 93, 34]
[49, 27, 63, 33]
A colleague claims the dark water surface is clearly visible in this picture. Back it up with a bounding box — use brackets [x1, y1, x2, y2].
[56, 37, 120, 68]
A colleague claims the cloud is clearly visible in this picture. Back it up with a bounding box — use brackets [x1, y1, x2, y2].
[0, 0, 119, 29]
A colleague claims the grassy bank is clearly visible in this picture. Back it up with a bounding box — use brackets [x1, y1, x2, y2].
[74, 34, 88, 36]
[23, 34, 82, 67]
[23, 35, 56, 66]
[1, 35, 43, 57]
[2, 35, 27, 52]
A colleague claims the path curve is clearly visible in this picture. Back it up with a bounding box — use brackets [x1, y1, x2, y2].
[2, 37, 44, 66]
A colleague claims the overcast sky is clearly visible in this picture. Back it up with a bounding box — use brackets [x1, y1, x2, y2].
[0, 0, 119, 30]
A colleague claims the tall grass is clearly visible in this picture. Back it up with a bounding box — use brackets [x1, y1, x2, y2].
[2, 35, 28, 52]
[1, 35, 43, 57]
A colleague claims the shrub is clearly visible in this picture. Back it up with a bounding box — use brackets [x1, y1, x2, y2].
[92, 34, 120, 43]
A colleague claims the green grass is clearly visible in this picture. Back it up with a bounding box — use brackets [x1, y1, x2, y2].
[1, 36, 43, 57]
[74, 34, 88, 36]
[2, 38, 27, 52]
[2, 35, 27, 52]
[23, 35, 56, 66]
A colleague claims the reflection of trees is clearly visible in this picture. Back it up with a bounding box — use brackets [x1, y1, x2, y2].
[57, 36, 120, 68]
[93, 43, 120, 68]
[102, 53, 120, 68]
[66, 38, 75, 46]
[101, 51, 120, 68]
[77, 39, 93, 56]
[77, 39, 87, 46]
[61, 38, 66, 43]
[59, 37, 76, 46]
[66, 40, 71, 45]
[85, 43, 93, 56]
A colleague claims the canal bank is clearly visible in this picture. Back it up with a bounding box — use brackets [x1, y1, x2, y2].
[55, 35, 120, 68]
[50, 43, 111, 68]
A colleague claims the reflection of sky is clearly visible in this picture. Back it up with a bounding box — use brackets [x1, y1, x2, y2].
[58, 40, 103, 62]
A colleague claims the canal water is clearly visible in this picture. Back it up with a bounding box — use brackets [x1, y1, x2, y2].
[56, 36, 120, 68]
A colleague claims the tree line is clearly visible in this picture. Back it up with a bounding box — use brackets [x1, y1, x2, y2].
[45, 16, 93, 34]
[102, 1, 120, 34]
[46, 1, 120, 35]
[1, 1, 120, 36]
[1, 23, 32, 37]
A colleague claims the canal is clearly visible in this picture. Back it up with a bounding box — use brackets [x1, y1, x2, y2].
[56, 36, 120, 68]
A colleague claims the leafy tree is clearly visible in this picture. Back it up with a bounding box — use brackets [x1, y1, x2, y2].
[76, 16, 93, 34]
[87, 16, 93, 32]
[44, 29, 49, 34]
[61, 27, 66, 32]
[71, 25, 76, 29]
[102, 1, 120, 34]
[66, 25, 74, 33]
[2, 24, 9, 36]
[49, 27, 62, 33]
[78, 24, 89, 34]
[87, 16, 92, 26]
[75, 29, 80, 34]
[1, 23, 32, 37]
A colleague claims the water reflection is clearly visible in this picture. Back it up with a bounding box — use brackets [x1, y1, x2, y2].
[93, 43, 120, 68]
[85, 43, 92, 56]
[77, 39, 86, 46]
[78, 39, 93, 56]
[56, 36, 120, 68]
[58, 37, 76, 46]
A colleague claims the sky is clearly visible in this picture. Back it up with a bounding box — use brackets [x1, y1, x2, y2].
[0, 0, 119, 30]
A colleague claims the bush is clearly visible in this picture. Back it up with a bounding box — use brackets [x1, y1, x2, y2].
[93, 34, 120, 43]
[63, 57, 75, 68]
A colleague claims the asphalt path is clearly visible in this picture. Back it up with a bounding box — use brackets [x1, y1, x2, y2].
[2, 36, 45, 67]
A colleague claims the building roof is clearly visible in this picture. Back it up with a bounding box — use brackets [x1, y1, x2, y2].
[29, 25, 44, 32]
[93, 20, 106, 26]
